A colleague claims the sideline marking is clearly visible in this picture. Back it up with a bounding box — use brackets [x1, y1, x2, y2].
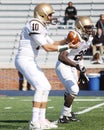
[76, 102, 104, 114]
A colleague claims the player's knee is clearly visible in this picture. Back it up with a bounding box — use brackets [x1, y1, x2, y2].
[33, 90, 50, 102]
[33, 90, 43, 102]
[73, 86, 79, 95]
[68, 85, 79, 96]
[42, 90, 50, 102]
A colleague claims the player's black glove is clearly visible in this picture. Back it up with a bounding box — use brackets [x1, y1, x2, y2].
[79, 72, 89, 84]
[76, 64, 86, 73]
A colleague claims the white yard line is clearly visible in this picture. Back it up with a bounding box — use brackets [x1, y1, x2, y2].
[4, 107, 12, 110]
[76, 102, 104, 114]
[74, 99, 104, 101]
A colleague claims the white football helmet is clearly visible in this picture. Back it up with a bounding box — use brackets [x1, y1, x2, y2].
[34, 3, 55, 25]
[75, 16, 94, 37]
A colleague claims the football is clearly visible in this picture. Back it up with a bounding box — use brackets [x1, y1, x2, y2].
[67, 31, 81, 45]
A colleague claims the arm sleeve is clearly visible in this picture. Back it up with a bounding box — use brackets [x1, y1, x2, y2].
[31, 34, 53, 46]
[65, 7, 68, 15]
[74, 7, 77, 15]
[96, 21, 102, 29]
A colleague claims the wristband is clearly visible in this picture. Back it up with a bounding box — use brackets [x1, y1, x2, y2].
[58, 45, 69, 52]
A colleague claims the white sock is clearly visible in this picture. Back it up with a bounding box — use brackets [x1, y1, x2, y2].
[32, 107, 40, 123]
[60, 105, 72, 118]
[39, 90, 49, 121]
[39, 108, 46, 121]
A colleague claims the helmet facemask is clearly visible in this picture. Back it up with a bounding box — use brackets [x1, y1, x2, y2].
[75, 16, 94, 40]
[46, 13, 58, 25]
[82, 25, 94, 40]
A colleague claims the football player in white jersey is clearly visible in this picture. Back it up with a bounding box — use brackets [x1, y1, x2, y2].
[15, 3, 79, 130]
[55, 16, 94, 123]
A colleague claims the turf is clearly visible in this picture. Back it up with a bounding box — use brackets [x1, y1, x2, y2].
[0, 96, 104, 130]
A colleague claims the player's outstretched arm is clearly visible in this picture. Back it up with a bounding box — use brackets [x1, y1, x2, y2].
[58, 51, 77, 67]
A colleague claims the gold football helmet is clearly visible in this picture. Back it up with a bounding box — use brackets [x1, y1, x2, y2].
[34, 3, 55, 25]
[75, 16, 93, 35]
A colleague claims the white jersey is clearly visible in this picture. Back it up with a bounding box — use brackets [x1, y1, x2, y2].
[67, 35, 92, 64]
[16, 18, 53, 59]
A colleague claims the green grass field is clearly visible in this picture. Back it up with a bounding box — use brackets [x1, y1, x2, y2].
[0, 95, 104, 130]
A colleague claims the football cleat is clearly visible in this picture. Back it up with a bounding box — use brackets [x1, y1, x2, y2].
[29, 121, 41, 130]
[40, 119, 58, 129]
[58, 112, 80, 123]
[58, 116, 70, 123]
[68, 112, 80, 122]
